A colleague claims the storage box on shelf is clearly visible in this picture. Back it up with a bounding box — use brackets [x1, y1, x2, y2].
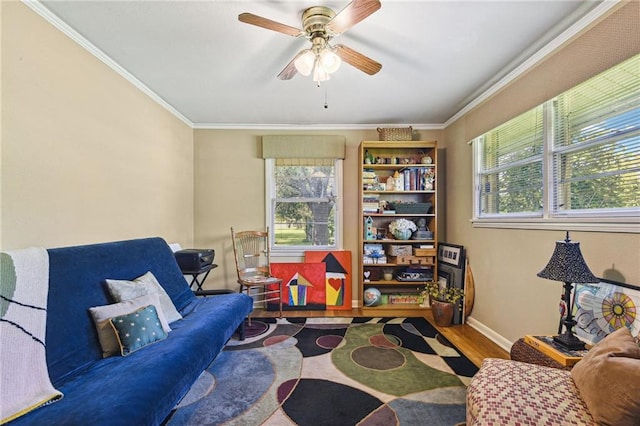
[358, 141, 439, 311]
[388, 255, 435, 266]
[388, 245, 412, 256]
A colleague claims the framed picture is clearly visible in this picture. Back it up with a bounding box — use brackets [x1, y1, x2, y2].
[437, 242, 466, 325]
[572, 278, 640, 345]
[438, 243, 464, 268]
[438, 269, 450, 292]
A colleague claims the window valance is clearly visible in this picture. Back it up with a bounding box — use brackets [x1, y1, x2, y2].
[261, 135, 346, 159]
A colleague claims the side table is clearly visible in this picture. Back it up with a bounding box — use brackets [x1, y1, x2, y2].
[181, 263, 217, 291]
[179, 263, 235, 297]
[510, 338, 574, 370]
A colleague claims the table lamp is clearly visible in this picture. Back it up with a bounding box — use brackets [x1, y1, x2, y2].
[537, 231, 599, 350]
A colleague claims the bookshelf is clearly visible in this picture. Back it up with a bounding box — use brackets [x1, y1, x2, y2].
[358, 141, 438, 312]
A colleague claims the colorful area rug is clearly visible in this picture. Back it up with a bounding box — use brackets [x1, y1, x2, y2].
[166, 317, 477, 426]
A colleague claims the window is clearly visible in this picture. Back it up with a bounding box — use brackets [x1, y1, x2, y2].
[476, 105, 544, 217]
[473, 54, 640, 231]
[552, 61, 639, 215]
[266, 158, 342, 255]
[262, 135, 345, 255]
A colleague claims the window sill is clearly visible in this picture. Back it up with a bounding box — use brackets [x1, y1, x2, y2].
[271, 247, 341, 260]
[471, 218, 640, 233]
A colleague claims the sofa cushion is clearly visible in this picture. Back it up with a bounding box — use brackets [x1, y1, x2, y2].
[45, 238, 196, 385]
[466, 358, 593, 425]
[106, 271, 183, 323]
[110, 305, 168, 356]
[571, 327, 640, 426]
[10, 292, 253, 426]
[89, 293, 171, 358]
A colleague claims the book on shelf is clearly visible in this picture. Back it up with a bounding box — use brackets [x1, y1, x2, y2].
[362, 194, 380, 212]
[393, 167, 435, 191]
[523, 335, 589, 367]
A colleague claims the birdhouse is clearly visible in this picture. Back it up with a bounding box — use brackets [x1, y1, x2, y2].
[364, 216, 375, 240]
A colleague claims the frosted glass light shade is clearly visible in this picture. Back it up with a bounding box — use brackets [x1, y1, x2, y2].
[294, 50, 315, 76]
[313, 64, 330, 82]
[320, 49, 341, 73]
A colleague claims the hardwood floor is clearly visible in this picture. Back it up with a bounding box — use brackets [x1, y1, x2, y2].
[251, 308, 509, 368]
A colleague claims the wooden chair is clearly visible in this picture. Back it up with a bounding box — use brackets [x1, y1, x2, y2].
[231, 227, 283, 323]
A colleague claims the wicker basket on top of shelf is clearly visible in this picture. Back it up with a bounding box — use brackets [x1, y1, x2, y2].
[377, 126, 413, 141]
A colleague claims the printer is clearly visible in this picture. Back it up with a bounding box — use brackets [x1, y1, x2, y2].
[174, 249, 215, 272]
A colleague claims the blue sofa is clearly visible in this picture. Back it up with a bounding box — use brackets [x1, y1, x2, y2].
[11, 237, 253, 425]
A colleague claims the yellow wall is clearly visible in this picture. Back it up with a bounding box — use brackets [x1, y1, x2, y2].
[1, 2, 194, 249]
[193, 129, 444, 294]
[444, 1, 640, 347]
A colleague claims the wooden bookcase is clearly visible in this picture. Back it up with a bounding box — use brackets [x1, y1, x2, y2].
[358, 141, 438, 312]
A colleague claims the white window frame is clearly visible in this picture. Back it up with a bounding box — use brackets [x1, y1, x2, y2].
[265, 158, 344, 257]
[472, 61, 640, 233]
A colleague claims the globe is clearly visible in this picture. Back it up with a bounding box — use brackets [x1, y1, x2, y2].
[364, 287, 382, 307]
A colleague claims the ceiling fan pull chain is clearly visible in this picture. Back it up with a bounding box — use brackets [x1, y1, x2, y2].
[324, 85, 329, 109]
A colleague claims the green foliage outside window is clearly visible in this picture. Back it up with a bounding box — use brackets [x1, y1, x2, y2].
[476, 54, 639, 218]
[273, 165, 336, 246]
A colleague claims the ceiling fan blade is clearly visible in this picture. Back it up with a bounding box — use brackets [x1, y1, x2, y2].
[277, 53, 301, 80]
[238, 13, 303, 37]
[326, 0, 381, 35]
[334, 44, 382, 75]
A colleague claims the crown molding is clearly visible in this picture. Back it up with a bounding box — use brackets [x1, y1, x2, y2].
[443, 0, 622, 128]
[192, 123, 445, 130]
[22, 0, 194, 128]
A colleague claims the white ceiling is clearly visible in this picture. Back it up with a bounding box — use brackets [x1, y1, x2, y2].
[33, 0, 607, 128]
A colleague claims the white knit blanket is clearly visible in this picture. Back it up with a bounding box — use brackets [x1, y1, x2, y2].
[0, 247, 62, 424]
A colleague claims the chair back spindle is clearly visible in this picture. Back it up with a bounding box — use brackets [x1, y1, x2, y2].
[231, 227, 282, 320]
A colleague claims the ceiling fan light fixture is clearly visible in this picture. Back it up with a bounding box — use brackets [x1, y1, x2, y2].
[319, 48, 341, 74]
[294, 49, 315, 76]
[313, 61, 330, 82]
[239, 1, 382, 82]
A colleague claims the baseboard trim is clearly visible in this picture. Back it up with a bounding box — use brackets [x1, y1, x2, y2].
[465, 316, 513, 353]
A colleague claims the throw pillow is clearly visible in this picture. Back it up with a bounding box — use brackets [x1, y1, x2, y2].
[105, 271, 182, 323]
[109, 305, 168, 356]
[571, 327, 640, 426]
[89, 293, 171, 358]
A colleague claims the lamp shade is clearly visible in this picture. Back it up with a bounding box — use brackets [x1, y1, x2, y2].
[294, 49, 315, 76]
[537, 232, 599, 284]
[313, 63, 330, 82]
[320, 48, 341, 73]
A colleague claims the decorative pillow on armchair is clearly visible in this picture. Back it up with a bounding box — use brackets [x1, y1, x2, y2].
[109, 305, 167, 356]
[105, 271, 182, 323]
[571, 327, 640, 426]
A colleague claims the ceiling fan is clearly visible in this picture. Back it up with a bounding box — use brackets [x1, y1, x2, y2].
[238, 0, 382, 83]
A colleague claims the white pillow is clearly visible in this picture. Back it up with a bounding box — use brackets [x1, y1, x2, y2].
[89, 293, 171, 358]
[105, 271, 182, 323]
